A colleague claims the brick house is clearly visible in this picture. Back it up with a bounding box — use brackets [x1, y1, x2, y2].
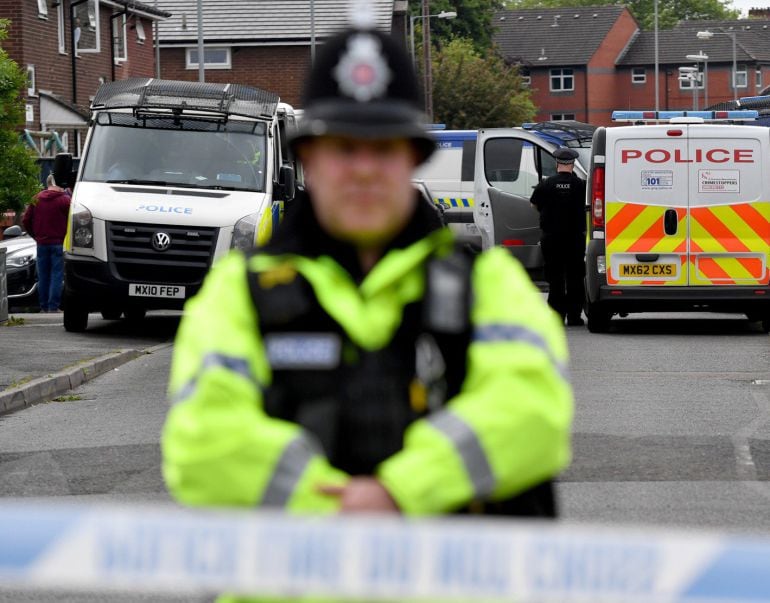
[0, 0, 170, 157]
[494, 6, 770, 127]
[153, 0, 404, 108]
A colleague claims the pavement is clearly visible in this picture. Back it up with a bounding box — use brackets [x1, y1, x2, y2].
[0, 311, 179, 416]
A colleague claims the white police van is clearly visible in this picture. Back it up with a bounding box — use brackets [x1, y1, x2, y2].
[585, 109, 770, 332]
[60, 78, 298, 332]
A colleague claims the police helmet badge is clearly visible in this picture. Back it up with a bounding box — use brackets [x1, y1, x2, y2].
[333, 33, 392, 102]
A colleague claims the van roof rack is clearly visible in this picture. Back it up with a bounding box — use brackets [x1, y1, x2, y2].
[522, 120, 597, 147]
[91, 78, 280, 120]
[612, 110, 758, 122]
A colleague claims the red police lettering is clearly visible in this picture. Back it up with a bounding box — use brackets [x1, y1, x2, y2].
[621, 150, 642, 163]
[620, 148, 754, 163]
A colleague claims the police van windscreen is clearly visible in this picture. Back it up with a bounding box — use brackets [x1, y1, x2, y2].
[81, 114, 268, 192]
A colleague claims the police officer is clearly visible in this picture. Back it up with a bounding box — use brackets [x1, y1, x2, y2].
[531, 146, 587, 326]
[162, 27, 572, 600]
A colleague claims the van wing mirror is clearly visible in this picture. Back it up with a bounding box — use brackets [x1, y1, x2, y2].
[3, 225, 23, 239]
[277, 164, 295, 202]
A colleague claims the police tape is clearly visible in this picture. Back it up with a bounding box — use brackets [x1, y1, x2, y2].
[1, 501, 770, 601]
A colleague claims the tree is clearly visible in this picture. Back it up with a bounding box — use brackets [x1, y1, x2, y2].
[432, 38, 536, 128]
[0, 19, 41, 215]
[503, 0, 738, 29]
[411, 0, 504, 52]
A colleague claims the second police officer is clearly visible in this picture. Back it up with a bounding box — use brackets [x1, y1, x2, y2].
[531, 146, 588, 326]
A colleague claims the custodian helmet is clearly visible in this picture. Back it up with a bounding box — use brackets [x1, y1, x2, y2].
[289, 27, 436, 164]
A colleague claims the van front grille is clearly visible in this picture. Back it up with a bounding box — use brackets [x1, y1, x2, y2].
[107, 221, 218, 284]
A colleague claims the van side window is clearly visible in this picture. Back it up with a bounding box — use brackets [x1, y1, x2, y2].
[539, 148, 558, 180]
[483, 138, 539, 199]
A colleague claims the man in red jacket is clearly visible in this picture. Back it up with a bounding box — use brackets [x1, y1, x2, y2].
[22, 174, 71, 312]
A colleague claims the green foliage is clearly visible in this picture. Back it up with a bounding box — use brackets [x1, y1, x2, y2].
[432, 38, 536, 129]
[503, 0, 738, 29]
[0, 20, 42, 213]
[410, 0, 504, 52]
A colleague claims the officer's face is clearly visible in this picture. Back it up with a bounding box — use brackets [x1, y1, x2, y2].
[299, 136, 419, 248]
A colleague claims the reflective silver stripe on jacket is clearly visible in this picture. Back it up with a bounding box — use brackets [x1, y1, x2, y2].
[474, 323, 569, 381]
[261, 433, 322, 507]
[428, 411, 496, 498]
[171, 352, 259, 405]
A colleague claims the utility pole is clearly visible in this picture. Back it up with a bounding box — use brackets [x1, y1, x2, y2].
[421, 0, 432, 122]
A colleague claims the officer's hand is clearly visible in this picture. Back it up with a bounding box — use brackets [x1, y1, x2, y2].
[318, 477, 400, 513]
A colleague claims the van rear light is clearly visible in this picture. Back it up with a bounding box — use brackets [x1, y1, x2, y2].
[502, 239, 525, 246]
[591, 166, 605, 228]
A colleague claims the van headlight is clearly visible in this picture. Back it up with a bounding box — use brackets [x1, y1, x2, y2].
[7, 251, 35, 268]
[231, 212, 259, 251]
[72, 205, 94, 248]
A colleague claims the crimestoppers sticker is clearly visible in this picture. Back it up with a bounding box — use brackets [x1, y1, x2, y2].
[641, 170, 673, 189]
[699, 170, 740, 193]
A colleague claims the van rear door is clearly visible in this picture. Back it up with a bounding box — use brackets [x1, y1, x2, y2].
[686, 125, 770, 286]
[474, 128, 587, 272]
[605, 126, 690, 286]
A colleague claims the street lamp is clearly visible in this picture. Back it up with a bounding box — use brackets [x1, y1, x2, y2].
[696, 29, 737, 102]
[409, 8, 456, 122]
[409, 10, 457, 67]
[686, 53, 709, 108]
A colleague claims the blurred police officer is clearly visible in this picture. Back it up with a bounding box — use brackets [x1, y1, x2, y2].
[531, 147, 587, 326]
[162, 25, 573, 601]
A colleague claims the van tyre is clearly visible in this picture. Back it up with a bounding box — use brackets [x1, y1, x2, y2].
[745, 313, 770, 334]
[124, 308, 146, 323]
[63, 294, 89, 332]
[585, 302, 612, 333]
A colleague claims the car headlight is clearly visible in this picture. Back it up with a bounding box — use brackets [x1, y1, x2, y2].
[6, 252, 35, 268]
[72, 204, 94, 249]
[231, 212, 260, 252]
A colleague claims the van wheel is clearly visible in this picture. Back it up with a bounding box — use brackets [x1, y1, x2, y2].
[124, 308, 146, 323]
[745, 313, 770, 333]
[100, 310, 122, 320]
[585, 302, 612, 333]
[63, 294, 89, 332]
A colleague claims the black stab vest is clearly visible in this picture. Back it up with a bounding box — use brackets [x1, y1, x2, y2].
[246, 246, 556, 517]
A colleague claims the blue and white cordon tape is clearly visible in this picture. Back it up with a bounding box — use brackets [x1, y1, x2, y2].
[2, 501, 770, 601]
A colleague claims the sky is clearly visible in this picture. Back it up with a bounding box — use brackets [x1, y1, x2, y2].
[729, 0, 768, 17]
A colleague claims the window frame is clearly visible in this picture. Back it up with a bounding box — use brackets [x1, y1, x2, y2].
[735, 65, 748, 89]
[57, 3, 66, 53]
[756, 68, 762, 89]
[550, 113, 576, 121]
[631, 67, 646, 84]
[37, 0, 48, 18]
[135, 18, 146, 44]
[112, 14, 127, 63]
[185, 47, 232, 70]
[549, 68, 574, 92]
[26, 65, 36, 97]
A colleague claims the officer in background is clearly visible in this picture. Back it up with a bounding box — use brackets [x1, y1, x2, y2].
[162, 26, 572, 600]
[531, 146, 588, 326]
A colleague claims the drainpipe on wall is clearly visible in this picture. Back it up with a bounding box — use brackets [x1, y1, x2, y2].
[584, 66, 589, 123]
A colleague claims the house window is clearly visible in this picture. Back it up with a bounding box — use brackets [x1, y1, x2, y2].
[679, 72, 704, 90]
[26, 65, 36, 96]
[551, 113, 575, 121]
[135, 19, 146, 44]
[550, 68, 574, 92]
[186, 47, 232, 70]
[521, 75, 531, 87]
[632, 68, 646, 84]
[57, 3, 66, 53]
[113, 15, 127, 62]
[37, 0, 48, 18]
[735, 65, 748, 88]
[756, 69, 762, 89]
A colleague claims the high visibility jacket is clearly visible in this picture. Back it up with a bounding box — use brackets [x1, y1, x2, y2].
[161, 213, 573, 601]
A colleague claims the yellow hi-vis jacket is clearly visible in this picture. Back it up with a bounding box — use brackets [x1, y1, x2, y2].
[161, 230, 573, 598]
